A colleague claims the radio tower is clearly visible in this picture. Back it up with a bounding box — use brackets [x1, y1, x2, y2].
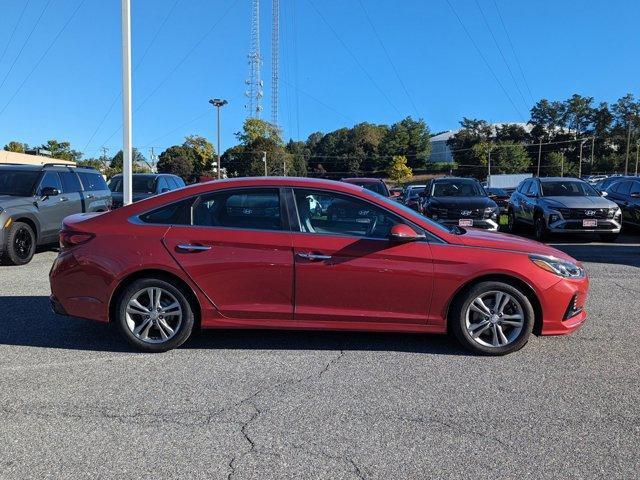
[270, 0, 279, 127]
[245, 0, 263, 118]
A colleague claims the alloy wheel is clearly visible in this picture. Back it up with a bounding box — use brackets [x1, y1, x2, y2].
[14, 227, 33, 260]
[125, 287, 183, 344]
[465, 290, 525, 348]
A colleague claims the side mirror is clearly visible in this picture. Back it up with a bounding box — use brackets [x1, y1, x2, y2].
[600, 190, 608, 197]
[161, 188, 170, 193]
[630, 192, 640, 198]
[40, 187, 59, 198]
[389, 224, 425, 243]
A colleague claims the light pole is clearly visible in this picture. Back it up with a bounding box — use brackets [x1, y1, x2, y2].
[578, 139, 587, 178]
[486, 145, 492, 187]
[121, 0, 132, 205]
[262, 151, 267, 176]
[635, 141, 639, 176]
[209, 98, 228, 180]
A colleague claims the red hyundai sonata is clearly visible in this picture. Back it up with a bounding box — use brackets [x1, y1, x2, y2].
[49, 177, 588, 355]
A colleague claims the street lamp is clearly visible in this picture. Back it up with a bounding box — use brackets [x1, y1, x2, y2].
[209, 98, 228, 180]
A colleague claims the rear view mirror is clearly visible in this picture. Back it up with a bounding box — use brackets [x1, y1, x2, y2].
[389, 224, 425, 243]
[40, 187, 59, 198]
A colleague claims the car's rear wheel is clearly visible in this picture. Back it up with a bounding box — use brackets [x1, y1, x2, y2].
[116, 278, 194, 352]
[1, 221, 36, 265]
[451, 281, 534, 355]
[599, 233, 619, 242]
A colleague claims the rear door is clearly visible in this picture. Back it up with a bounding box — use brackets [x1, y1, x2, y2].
[78, 171, 111, 211]
[58, 170, 84, 214]
[160, 187, 295, 321]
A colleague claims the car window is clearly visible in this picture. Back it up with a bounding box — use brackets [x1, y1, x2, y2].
[629, 181, 640, 195]
[432, 180, 484, 197]
[157, 177, 170, 193]
[349, 181, 388, 196]
[78, 172, 108, 191]
[38, 171, 62, 194]
[193, 188, 282, 231]
[59, 171, 82, 193]
[167, 177, 180, 190]
[174, 177, 186, 188]
[526, 181, 539, 196]
[540, 181, 599, 197]
[0, 170, 41, 196]
[294, 189, 402, 239]
[518, 180, 531, 194]
[614, 181, 632, 195]
[139, 198, 195, 225]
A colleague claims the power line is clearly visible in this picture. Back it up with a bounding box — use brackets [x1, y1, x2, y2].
[473, 0, 529, 112]
[357, 0, 420, 118]
[0, 0, 52, 93]
[141, 111, 210, 149]
[444, 0, 525, 121]
[282, 79, 355, 123]
[0, 0, 86, 118]
[492, 0, 535, 104]
[306, 0, 402, 117]
[0, 0, 31, 69]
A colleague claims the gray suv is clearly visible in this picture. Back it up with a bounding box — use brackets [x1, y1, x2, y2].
[0, 164, 111, 265]
[507, 177, 622, 242]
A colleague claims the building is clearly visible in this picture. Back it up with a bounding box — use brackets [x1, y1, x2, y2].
[428, 122, 534, 164]
[0, 150, 75, 166]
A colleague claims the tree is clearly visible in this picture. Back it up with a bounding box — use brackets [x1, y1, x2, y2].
[109, 148, 148, 171]
[563, 94, 595, 137]
[40, 139, 82, 162]
[235, 118, 282, 146]
[491, 143, 531, 174]
[224, 118, 287, 177]
[386, 155, 413, 186]
[530, 99, 565, 136]
[184, 135, 215, 175]
[447, 118, 492, 178]
[4, 141, 28, 153]
[284, 140, 309, 176]
[380, 117, 431, 169]
[157, 145, 195, 179]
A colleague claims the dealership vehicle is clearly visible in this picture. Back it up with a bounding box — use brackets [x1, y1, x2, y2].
[507, 177, 621, 241]
[0, 163, 110, 265]
[485, 187, 510, 213]
[403, 184, 426, 211]
[108, 173, 186, 208]
[49, 177, 588, 355]
[603, 177, 640, 229]
[341, 177, 390, 196]
[419, 177, 500, 231]
[594, 175, 633, 193]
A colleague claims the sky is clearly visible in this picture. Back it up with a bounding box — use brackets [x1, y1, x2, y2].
[0, 0, 638, 161]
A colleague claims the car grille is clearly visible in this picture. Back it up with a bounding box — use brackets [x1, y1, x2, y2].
[558, 208, 609, 220]
[434, 208, 484, 219]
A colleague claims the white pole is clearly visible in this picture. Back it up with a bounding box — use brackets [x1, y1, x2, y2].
[121, 0, 133, 205]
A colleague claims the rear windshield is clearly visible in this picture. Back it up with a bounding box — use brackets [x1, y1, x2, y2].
[0, 170, 41, 196]
[407, 187, 425, 198]
[78, 172, 108, 192]
[350, 181, 388, 196]
[432, 180, 485, 197]
[541, 181, 599, 197]
[109, 176, 157, 194]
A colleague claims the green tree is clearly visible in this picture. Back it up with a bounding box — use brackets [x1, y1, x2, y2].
[386, 155, 413, 186]
[563, 94, 595, 137]
[40, 139, 82, 162]
[284, 140, 309, 176]
[157, 145, 195, 180]
[109, 148, 148, 171]
[380, 117, 431, 169]
[224, 119, 287, 177]
[3, 141, 28, 153]
[184, 135, 215, 175]
[447, 118, 492, 177]
[491, 143, 531, 174]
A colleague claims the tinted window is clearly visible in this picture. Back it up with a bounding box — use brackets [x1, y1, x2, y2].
[432, 180, 484, 197]
[59, 171, 82, 193]
[630, 181, 640, 195]
[348, 181, 389, 196]
[174, 176, 186, 188]
[294, 189, 402, 239]
[166, 177, 179, 190]
[518, 180, 531, 194]
[78, 172, 108, 191]
[38, 171, 62, 194]
[406, 186, 425, 198]
[614, 181, 632, 195]
[527, 181, 539, 196]
[157, 177, 170, 192]
[193, 189, 282, 231]
[540, 181, 598, 197]
[0, 170, 41, 196]
[108, 175, 156, 193]
[140, 198, 194, 225]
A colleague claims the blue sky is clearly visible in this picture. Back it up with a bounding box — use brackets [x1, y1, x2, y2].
[0, 0, 638, 160]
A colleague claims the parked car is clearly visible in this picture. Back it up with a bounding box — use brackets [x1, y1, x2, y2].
[485, 187, 510, 213]
[419, 177, 500, 231]
[108, 173, 186, 208]
[603, 177, 640, 229]
[0, 163, 111, 265]
[49, 177, 588, 355]
[584, 175, 607, 185]
[507, 177, 621, 242]
[403, 184, 426, 211]
[341, 177, 390, 196]
[594, 175, 633, 192]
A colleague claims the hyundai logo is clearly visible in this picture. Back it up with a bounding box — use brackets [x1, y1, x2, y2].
[585, 210, 596, 216]
[461, 210, 472, 216]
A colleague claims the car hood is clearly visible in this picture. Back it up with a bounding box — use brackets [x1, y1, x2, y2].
[540, 196, 617, 209]
[428, 196, 496, 209]
[0, 194, 32, 209]
[458, 228, 575, 261]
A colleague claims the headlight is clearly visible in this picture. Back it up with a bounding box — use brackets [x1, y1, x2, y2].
[608, 208, 620, 219]
[484, 206, 498, 219]
[530, 254, 585, 278]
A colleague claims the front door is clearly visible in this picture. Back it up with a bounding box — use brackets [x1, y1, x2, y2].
[161, 187, 294, 321]
[290, 188, 434, 327]
[34, 171, 69, 243]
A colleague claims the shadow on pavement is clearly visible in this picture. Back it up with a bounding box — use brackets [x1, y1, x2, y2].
[0, 296, 468, 356]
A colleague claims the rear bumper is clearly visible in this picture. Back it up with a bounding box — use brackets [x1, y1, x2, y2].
[539, 276, 589, 335]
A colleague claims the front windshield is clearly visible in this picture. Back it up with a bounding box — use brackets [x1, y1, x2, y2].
[365, 189, 451, 234]
[486, 188, 507, 196]
[109, 176, 156, 194]
[0, 170, 41, 196]
[432, 180, 484, 197]
[541, 181, 599, 197]
[407, 186, 425, 198]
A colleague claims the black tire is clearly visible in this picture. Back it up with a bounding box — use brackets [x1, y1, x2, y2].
[115, 278, 195, 352]
[1, 221, 36, 265]
[506, 209, 518, 233]
[534, 215, 549, 242]
[599, 233, 619, 242]
[450, 281, 535, 356]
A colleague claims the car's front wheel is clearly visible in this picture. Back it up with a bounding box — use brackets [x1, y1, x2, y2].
[534, 216, 549, 242]
[450, 281, 535, 355]
[1, 221, 36, 265]
[116, 278, 194, 352]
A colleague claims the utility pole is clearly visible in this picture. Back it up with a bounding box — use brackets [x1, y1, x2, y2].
[561, 153, 565, 177]
[536, 138, 542, 177]
[590, 136, 595, 165]
[578, 139, 587, 178]
[636, 141, 639, 176]
[625, 121, 632, 175]
[99, 146, 109, 171]
[262, 151, 267, 176]
[487, 146, 492, 187]
[209, 98, 228, 179]
[121, 0, 132, 205]
[283, 158, 286, 176]
[148, 147, 156, 173]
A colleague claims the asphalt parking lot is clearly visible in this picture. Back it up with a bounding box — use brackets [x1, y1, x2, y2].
[1, 235, 639, 479]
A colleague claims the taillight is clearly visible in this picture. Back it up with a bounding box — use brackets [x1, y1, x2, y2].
[59, 230, 95, 250]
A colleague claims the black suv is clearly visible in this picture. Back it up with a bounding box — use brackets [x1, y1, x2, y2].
[108, 173, 186, 208]
[0, 164, 111, 265]
[419, 177, 500, 231]
[603, 177, 640, 230]
[507, 177, 621, 241]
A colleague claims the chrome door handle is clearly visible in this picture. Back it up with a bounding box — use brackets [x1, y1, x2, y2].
[297, 252, 332, 261]
[176, 244, 211, 252]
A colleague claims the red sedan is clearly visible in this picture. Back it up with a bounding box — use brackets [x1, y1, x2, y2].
[49, 177, 588, 355]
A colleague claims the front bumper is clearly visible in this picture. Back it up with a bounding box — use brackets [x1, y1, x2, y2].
[545, 216, 621, 234]
[434, 218, 499, 231]
[540, 276, 589, 335]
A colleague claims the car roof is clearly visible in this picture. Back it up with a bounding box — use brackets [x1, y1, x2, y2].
[432, 177, 479, 183]
[537, 177, 584, 182]
[341, 177, 384, 184]
[0, 163, 96, 172]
